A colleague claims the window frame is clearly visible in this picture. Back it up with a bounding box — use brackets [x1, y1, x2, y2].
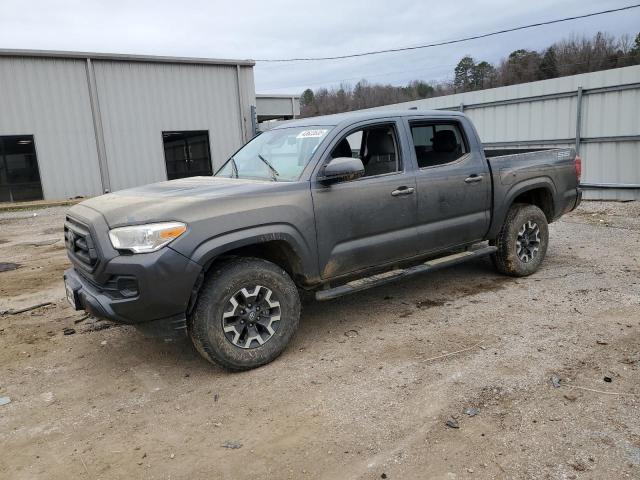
[321, 121, 406, 181]
[408, 120, 470, 170]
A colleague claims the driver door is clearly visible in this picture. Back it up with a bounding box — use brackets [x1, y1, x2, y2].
[311, 120, 419, 279]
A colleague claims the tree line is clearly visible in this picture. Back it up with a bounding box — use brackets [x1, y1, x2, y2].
[300, 31, 640, 117]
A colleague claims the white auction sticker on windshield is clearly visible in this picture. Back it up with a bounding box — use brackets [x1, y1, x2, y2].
[296, 129, 328, 139]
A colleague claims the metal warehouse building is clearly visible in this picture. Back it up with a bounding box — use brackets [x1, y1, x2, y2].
[0, 49, 257, 202]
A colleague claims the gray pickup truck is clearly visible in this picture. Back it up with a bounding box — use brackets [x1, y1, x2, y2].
[63, 110, 581, 370]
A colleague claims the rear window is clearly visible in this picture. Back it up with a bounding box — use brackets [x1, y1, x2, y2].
[410, 123, 467, 168]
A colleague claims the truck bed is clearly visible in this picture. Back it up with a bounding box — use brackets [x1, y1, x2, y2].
[484, 147, 575, 176]
[483, 147, 579, 236]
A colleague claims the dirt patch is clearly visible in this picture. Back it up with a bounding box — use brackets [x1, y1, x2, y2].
[1, 202, 640, 480]
[0, 254, 68, 297]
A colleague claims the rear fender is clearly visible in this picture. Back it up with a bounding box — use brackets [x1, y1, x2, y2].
[487, 177, 556, 239]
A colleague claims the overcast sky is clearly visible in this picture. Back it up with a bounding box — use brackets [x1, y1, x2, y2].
[1, 1, 639, 94]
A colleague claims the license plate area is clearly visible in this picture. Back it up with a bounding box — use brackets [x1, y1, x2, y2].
[65, 278, 79, 310]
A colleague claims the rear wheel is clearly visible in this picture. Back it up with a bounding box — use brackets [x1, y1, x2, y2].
[492, 204, 549, 277]
[189, 257, 300, 371]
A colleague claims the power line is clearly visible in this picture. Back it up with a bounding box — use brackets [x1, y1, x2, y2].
[255, 4, 640, 62]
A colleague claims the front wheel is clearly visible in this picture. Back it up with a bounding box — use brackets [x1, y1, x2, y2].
[189, 257, 301, 371]
[491, 204, 549, 277]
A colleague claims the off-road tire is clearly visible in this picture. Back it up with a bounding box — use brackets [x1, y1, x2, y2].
[189, 257, 300, 371]
[492, 203, 549, 277]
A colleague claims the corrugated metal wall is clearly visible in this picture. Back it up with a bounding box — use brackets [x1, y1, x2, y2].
[0, 53, 255, 200]
[93, 61, 254, 191]
[0, 57, 103, 199]
[256, 95, 300, 118]
[365, 65, 640, 200]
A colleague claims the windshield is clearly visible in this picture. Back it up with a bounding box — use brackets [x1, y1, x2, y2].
[215, 126, 332, 181]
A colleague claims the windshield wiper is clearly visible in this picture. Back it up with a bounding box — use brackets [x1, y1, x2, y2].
[229, 157, 239, 178]
[257, 154, 279, 181]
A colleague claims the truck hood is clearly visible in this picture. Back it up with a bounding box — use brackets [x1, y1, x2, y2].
[78, 176, 280, 227]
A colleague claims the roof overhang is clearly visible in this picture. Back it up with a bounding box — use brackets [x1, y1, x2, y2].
[0, 48, 255, 67]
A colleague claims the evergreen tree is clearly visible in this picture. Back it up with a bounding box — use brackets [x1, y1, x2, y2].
[538, 47, 559, 79]
[300, 88, 314, 107]
[471, 61, 495, 89]
[454, 56, 476, 92]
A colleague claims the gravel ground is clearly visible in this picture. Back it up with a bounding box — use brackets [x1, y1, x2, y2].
[0, 201, 639, 480]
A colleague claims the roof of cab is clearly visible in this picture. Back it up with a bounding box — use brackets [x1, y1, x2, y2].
[271, 109, 464, 130]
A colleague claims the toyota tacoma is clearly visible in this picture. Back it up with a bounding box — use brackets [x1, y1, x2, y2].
[64, 110, 582, 370]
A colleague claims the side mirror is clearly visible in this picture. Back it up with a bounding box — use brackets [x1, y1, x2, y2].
[318, 157, 365, 185]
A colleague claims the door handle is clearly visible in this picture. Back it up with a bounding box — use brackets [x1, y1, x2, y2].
[391, 186, 415, 196]
[464, 175, 483, 183]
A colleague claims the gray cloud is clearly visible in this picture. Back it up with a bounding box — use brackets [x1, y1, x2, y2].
[1, 0, 638, 94]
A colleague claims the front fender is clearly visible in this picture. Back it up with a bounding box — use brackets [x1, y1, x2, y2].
[188, 223, 319, 279]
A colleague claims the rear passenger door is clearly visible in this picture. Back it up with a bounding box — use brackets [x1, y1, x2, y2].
[311, 119, 419, 279]
[406, 117, 491, 254]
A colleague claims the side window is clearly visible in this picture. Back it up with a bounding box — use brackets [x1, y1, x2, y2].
[330, 124, 400, 177]
[410, 122, 467, 168]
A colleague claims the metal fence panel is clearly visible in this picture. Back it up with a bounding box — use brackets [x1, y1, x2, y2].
[364, 65, 640, 200]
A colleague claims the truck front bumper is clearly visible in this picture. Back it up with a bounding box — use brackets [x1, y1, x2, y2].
[64, 246, 202, 330]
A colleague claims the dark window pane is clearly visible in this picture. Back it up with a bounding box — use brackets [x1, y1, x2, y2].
[162, 131, 213, 180]
[0, 135, 43, 202]
[410, 123, 467, 168]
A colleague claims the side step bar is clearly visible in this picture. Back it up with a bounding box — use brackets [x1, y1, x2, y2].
[315, 245, 497, 301]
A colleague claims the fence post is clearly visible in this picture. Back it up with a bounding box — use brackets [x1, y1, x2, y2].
[575, 86, 583, 154]
[459, 102, 465, 113]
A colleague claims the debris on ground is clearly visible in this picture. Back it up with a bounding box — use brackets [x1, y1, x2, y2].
[74, 314, 90, 324]
[222, 441, 243, 449]
[596, 339, 609, 345]
[603, 376, 612, 383]
[464, 407, 480, 417]
[41, 392, 55, 403]
[0, 396, 11, 406]
[416, 299, 446, 308]
[81, 319, 116, 332]
[0, 262, 20, 272]
[1, 302, 53, 315]
[16, 239, 60, 247]
[344, 329, 358, 338]
[445, 418, 460, 429]
[62, 328, 76, 336]
[550, 376, 562, 388]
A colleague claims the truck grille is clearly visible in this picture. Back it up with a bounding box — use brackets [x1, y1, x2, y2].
[64, 216, 99, 270]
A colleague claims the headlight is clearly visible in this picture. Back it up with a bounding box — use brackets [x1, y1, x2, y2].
[108, 222, 187, 253]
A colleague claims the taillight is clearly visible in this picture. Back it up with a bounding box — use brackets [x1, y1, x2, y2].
[575, 155, 582, 182]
